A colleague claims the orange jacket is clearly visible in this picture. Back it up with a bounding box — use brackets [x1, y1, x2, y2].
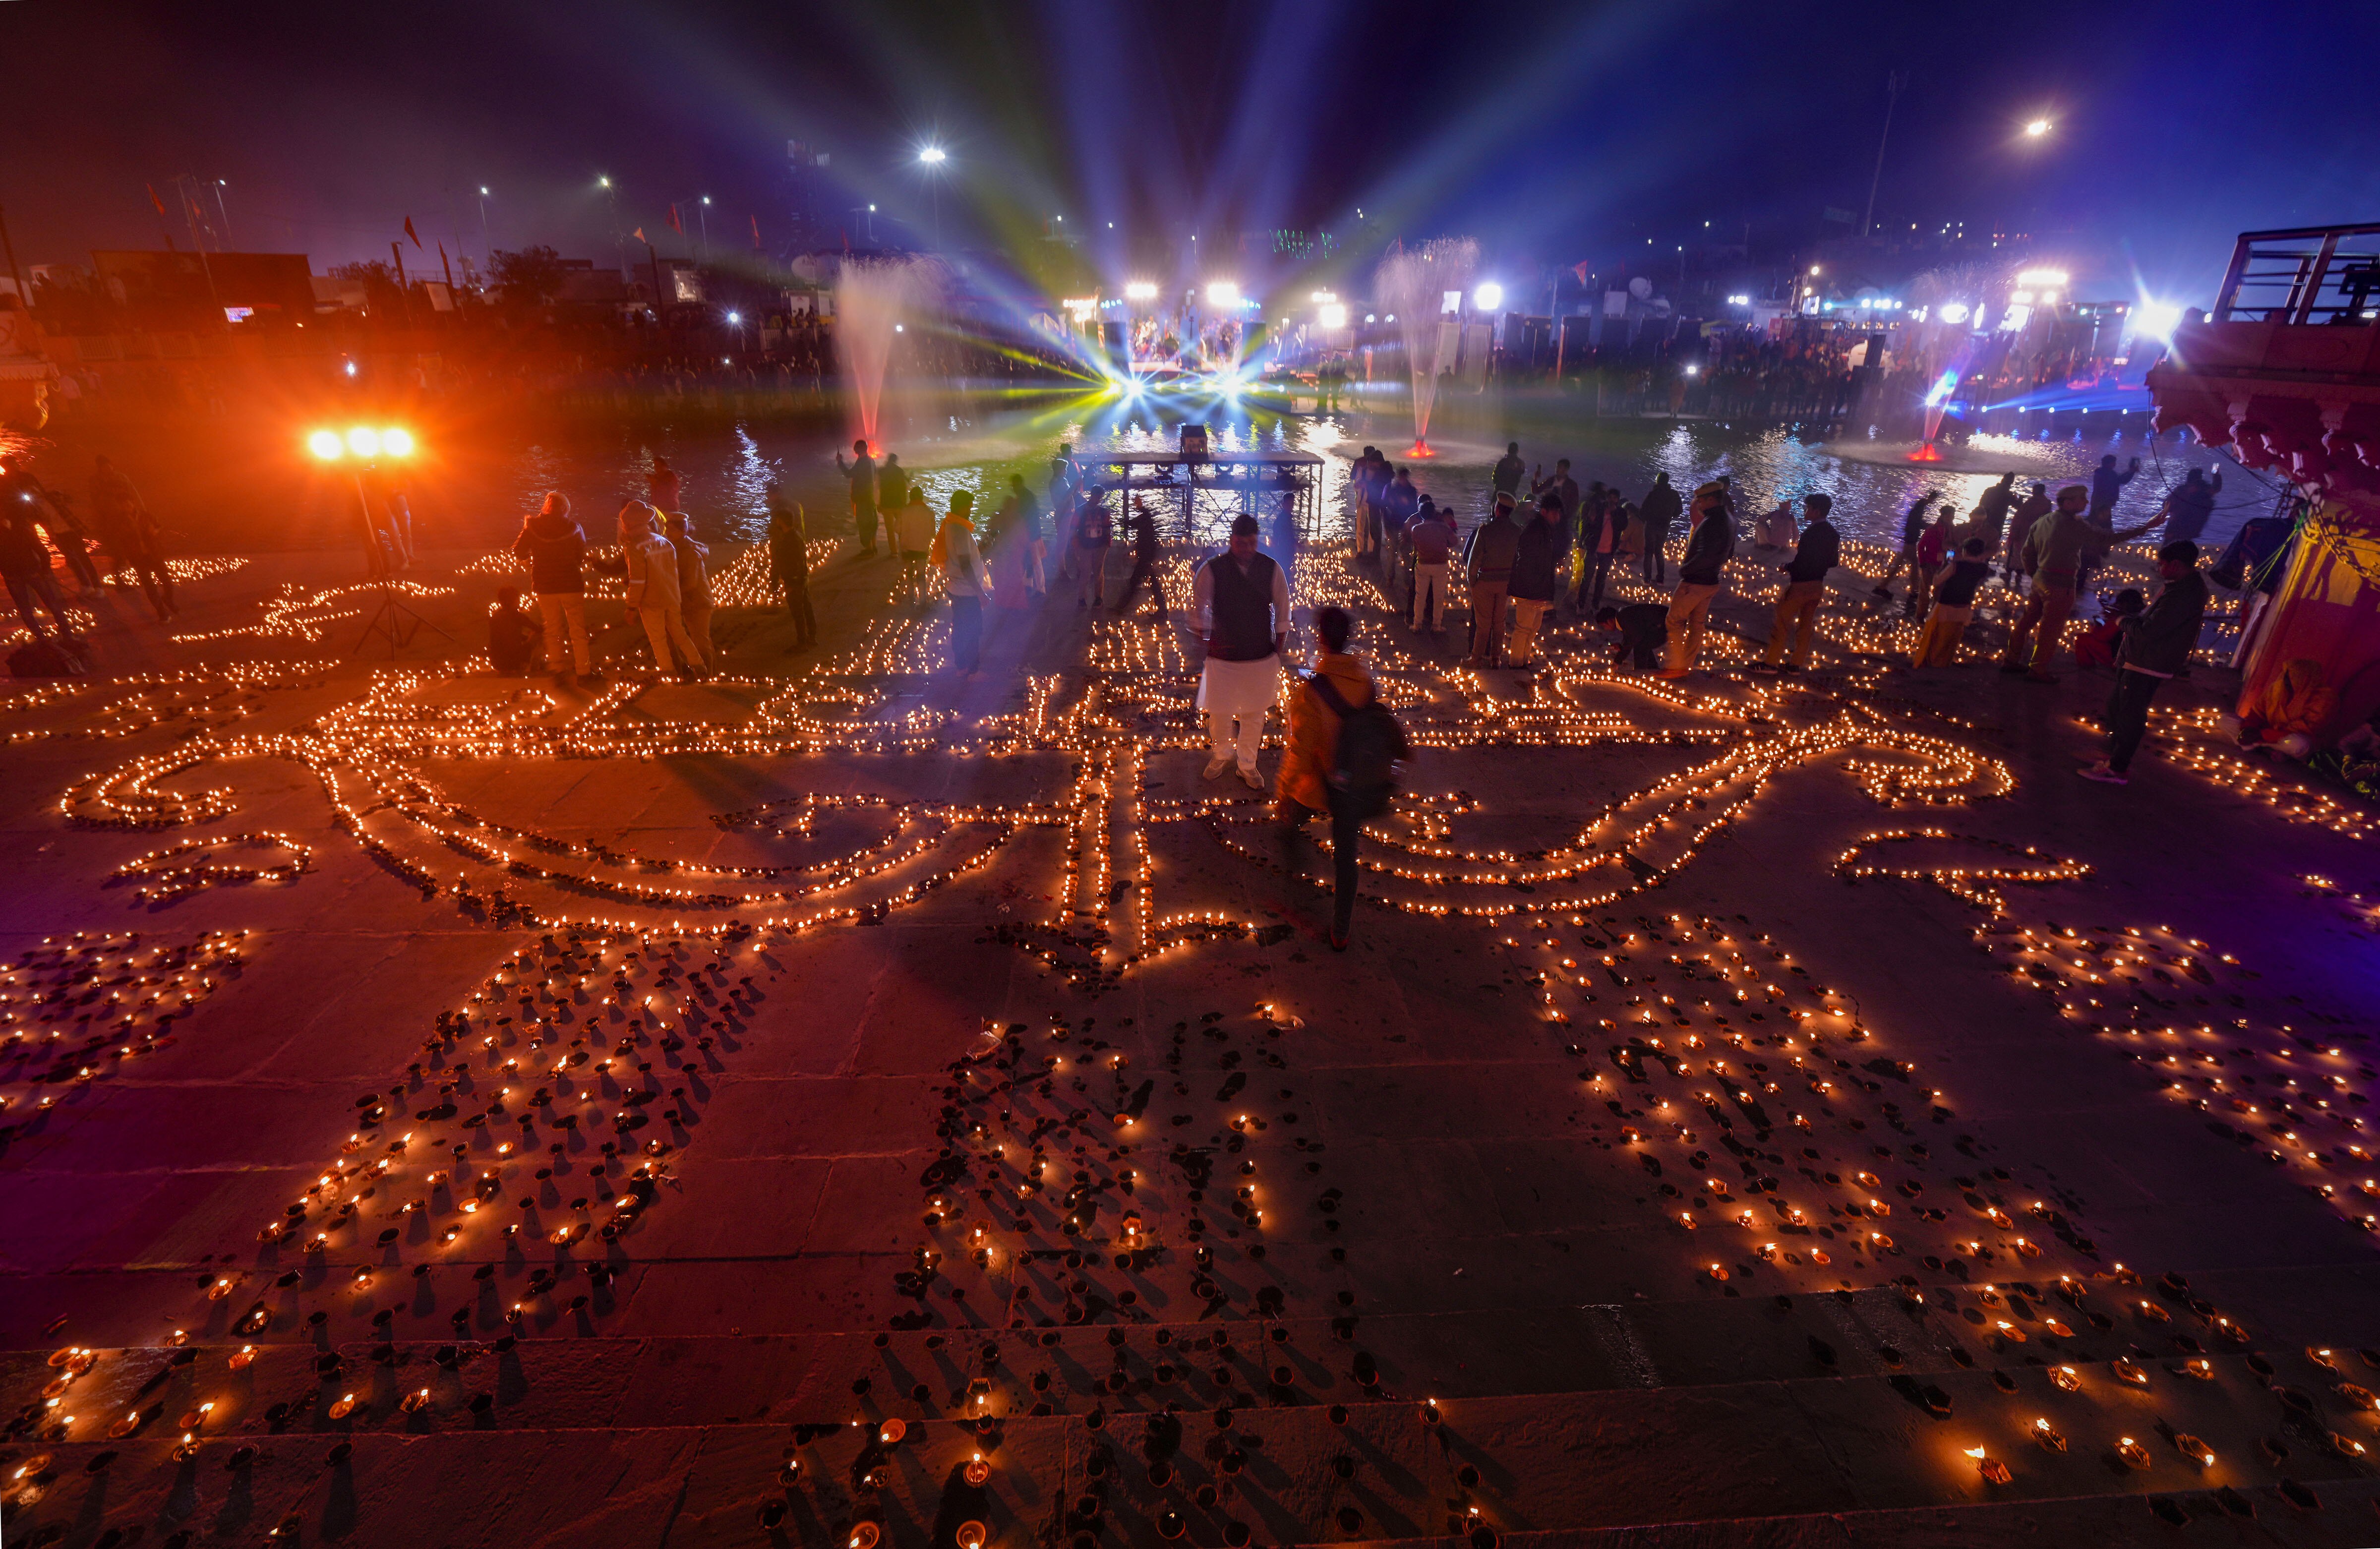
[1276, 653, 1374, 813]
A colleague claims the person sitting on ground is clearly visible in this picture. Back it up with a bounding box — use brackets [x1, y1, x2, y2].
[486, 585, 543, 676]
[1274, 605, 1377, 953]
[2226, 658, 2338, 761]
[1598, 602, 1669, 670]
[2071, 589, 2145, 670]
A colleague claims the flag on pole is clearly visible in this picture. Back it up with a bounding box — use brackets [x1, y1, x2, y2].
[404, 216, 422, 248]
[668, 204, 683, 235]
[633, 227, 647, 243]
[750, 214, 761, 250]
[146, 183, 167, 216]
[1571, 261, 1591, 285]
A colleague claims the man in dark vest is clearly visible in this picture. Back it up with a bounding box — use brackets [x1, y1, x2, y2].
[1193, 513, 1292, 789]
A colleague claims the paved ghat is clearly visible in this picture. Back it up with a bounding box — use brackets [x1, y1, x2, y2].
[0, 526, 2376, 1549]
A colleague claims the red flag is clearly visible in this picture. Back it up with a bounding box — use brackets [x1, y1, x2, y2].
[146, 183, 167, 216]
[750, 214, 761, 249]
[668, 203, 683, 235]
[1571, 261, 1591, 285]
[633, 227, 647, 243]
[404, 216, 422, 248]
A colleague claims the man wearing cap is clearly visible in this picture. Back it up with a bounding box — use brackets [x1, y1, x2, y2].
[1194, 514, 1293, 789]
[2002, 483, 2163, 681]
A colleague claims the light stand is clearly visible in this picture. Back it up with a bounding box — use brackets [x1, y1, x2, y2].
[341, 456, 451, 659]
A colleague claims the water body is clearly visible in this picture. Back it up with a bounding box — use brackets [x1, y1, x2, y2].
[16, 396, 2270, 559]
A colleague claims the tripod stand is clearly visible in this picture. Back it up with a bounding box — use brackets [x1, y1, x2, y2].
[352, 575, 452, 658]
[348, 468, 452, 659]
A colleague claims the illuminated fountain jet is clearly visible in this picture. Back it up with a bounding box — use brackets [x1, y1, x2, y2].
[1374, 238, 1477, 458]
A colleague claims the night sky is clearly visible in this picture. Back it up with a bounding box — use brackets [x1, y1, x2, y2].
[4, 0, 2375, 303]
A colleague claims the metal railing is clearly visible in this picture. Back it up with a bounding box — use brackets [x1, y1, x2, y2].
[2213, 224, 2380, 324]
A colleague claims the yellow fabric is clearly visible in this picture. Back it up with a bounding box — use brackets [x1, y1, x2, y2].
[2255, 658, 2337, 736]
[1276, 653, 1373, 814]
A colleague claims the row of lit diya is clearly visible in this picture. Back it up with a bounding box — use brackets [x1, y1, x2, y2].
[1834, 829, 2379, 1241]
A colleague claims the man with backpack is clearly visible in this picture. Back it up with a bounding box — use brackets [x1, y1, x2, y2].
[1275, 605, 1404, 952]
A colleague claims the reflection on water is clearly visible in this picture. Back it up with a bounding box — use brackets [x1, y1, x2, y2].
[432, 403, 2275, 557]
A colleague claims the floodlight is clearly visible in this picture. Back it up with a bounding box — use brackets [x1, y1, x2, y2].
[308, 430, 344, 461]
[346, 427, 382, 458]
[380, 427, 415, 458]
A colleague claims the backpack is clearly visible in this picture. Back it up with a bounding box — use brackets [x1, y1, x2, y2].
[1308, 673, 1409, 820]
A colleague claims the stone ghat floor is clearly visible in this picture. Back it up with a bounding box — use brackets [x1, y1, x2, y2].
[0, 531, 2377, 1549]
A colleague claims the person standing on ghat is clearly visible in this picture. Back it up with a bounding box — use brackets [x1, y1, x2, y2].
[1462, 491, 1521, 667]
[1274, 604, 1377, 953]
[877, 453, 909, 536]
[513, 491, 594, 689]
[1194, 513, 1291, 790]
[1576, 491, 1629, 616]
[601, 501, 706, 681]
[1491, 441, 1527, 506]
[1638, 470, 1682, 583]
[1505, 493, 1566, 670]
[897, 486, 936, 595]
[1659, 482, 1735, 678]
[646, 454, 682, 514]
[1071, 488, 1114, 611]
[2079, 539, 2212, 786]
[933, 490, 989, 676]
[88, 454, 175, 621]
[1115, 496, 1163, 615]
[1757, 492, 1838, 673]
[2004, 480, 2051, 587]
[2001, 483, 2164, 681]
[835, 438, 879, 557]
[1871, 490, 1936, 601]
[765, 484, 817, 652]
[662, 511, 714, 666]
[1404, 497, 1457, 636]
[1378, 467, 1420, 573]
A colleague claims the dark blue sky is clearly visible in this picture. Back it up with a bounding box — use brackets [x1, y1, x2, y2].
[4, 0, 2374, 307]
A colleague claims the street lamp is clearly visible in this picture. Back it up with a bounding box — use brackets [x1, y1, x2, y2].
[917, 145, 948, 248]
[597, 177, 622, 274]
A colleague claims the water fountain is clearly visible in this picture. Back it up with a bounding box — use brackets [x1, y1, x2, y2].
[834, 256, 943, 454]
[1373, 238, 1476, 459]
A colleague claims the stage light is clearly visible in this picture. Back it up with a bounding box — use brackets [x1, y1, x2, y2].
[1682, 363, 1698, 376]
[2017, 268, 2069, 287]
[1938, 302, 1971, 325]
[597, 176, 610, 188]
[1124, 282, 1157, 301]
[308, 430, 344, 461]
[727, 311, 740, 324]
[918, 146, 947, 165]
[1473, 283, 1503, 311]
[2135, 299, 2183, 340]
[1309, 289, 1337, 303]
[1726, 294, 1751, 306]
[379, 427, 415, 458]
[2024, 118, 2052, 137]
[1206, 280, 1239, 305]
[1318, 303, 1348, 330]
[345, 427, 382, 458]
